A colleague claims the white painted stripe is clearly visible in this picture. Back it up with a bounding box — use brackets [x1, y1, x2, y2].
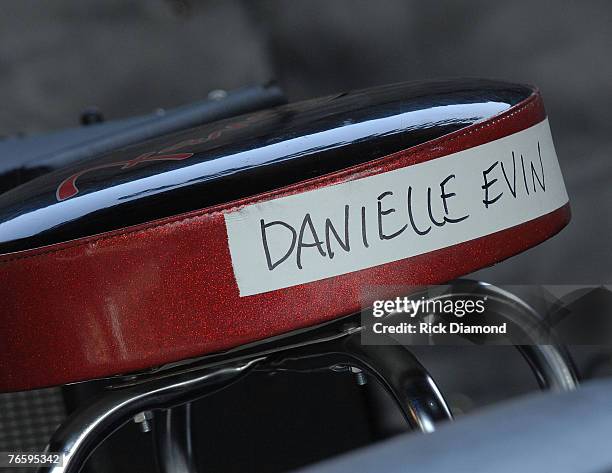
[225, 119, 568, 296]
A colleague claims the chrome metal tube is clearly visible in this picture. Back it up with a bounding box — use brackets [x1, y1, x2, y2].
[262, 331, 453, 432]
[154, 403, 197, 473]
[38, 358, 262, 473]
[430, 280, 579, 391]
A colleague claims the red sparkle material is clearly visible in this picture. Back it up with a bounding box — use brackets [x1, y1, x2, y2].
[0, 91, 569, 392]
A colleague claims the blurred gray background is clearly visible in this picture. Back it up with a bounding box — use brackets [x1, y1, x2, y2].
[0, 1, 611, 469]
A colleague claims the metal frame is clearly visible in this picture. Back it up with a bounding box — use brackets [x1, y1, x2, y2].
[428, 280, 578, 391]
[154, 404, 197, 473]
[39, 280, 579, 473]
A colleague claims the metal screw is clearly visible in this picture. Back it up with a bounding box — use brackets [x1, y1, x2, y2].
[133, 410, 154, 433]
[330, 364, 368, 385]
[350, 366, 367, 386]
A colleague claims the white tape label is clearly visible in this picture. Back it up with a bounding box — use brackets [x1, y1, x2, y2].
[225, 119, 568, 296]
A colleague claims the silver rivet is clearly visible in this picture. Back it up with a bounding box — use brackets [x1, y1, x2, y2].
[133, 410, 154, 433]
[350, 366, 367, 386]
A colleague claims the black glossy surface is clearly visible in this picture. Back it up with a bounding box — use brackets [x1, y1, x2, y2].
[0, 79, 533, 253]
[0, 84, 285, 194]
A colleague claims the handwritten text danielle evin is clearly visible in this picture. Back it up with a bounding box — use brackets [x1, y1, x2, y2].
[259, 142, 547, 272]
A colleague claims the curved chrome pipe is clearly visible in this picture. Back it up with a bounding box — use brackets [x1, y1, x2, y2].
[262, 332, 453, 432]
[39, 358, 263, 473]
[39, 334, 452, 473]
[427, 280, 579, 391]
[154, 404, 197, 473]
[38, 279, 577, 473]
[343, 335, 453, 432]
[516, 345, 578, 391]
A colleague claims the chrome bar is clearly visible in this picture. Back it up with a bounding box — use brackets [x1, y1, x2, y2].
[342, 338, 452, 432]
[38, 279, 578, 473]
[154, 403, 197, 473]
[39, 358, 263, 473]
[517, 345, 578, 391]
[429, 280, 579, 391]
[261, 331, 453, 432]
